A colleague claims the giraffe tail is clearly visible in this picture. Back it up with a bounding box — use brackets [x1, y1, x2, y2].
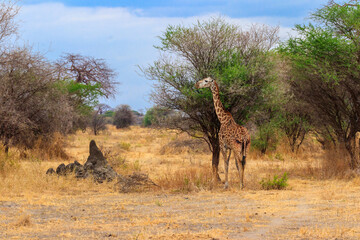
[241, 140, 247, 167]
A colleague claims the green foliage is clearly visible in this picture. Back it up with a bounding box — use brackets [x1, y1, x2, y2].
[143, 106, 172, 127]
[118, 142, 131, 151]
[132, 159, 141, 171]
[143, 113, 152, 127]
[278, 1, 360, 168]
[66, 80, 104, 113]
[54, 79, 106, 129]
[251, 79, 286, 154]
[260, 172, 288, 190]
[104, 110, 114, 118]
[252, 119, 281, 154]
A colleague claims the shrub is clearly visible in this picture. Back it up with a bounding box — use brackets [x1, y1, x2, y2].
[118, 142, 131, 151]
[143, 106, 172, 127]
[89, 104, 111, 135]
[113, 105, 134, 129]
[252, 121, 281, 154]
[260, 172, 288, 190]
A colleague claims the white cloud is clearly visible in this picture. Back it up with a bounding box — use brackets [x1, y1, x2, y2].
[17, 2, 298, 110]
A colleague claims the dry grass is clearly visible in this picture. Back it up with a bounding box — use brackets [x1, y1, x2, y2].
[1, 125, 360, 239]
[0, 147, 20, 177]
[159, 133, 208, 155]
[13, 215, 32, 228]
[156, 166, 213, 192]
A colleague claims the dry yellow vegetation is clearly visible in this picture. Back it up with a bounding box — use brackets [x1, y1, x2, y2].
[1, 125, 360, 239]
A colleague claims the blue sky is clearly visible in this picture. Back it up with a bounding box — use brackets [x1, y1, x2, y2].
[17, 0, 327, 112]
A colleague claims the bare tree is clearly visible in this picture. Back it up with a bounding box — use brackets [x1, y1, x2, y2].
[0, 48, 74, 153]
[90, 104, 111, 135]
[0, 1, 18, 52]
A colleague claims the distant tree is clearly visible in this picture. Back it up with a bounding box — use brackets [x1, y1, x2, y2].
[143, 106, 173, 127]
[113, 105, 134, 129]
[104, 110, 114, 118]
[90, 104, 111, 135]
[142, 17, 279, 179]
[279, 0, 360, 168]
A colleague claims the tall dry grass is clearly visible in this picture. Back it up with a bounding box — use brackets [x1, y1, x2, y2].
[0, 160, 115, 200]
[158, 134, 208, 155]
[32, 132, 69, 160]
[0, 125, 358, 197]
[247, 134, 358, 181]
[156, 166, 213, 192]
[320, 147, 355, 179]
[0, 146, 20, 178]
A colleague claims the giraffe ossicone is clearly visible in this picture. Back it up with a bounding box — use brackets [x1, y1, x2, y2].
[195, 77, 251, 189]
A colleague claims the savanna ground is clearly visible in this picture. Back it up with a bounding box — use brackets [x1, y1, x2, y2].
[1, 126, 360, 239]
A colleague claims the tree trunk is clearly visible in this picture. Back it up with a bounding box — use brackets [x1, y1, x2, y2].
[345, 138, 359, 170]
[290, 143, 295, 153]
[4, 138, 9, 155]
[211, 142, 221, 182]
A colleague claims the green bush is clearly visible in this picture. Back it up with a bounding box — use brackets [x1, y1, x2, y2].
[260, 172, 288, 190]
[143, 106, 172, 127]
[251, 120, 281, 154]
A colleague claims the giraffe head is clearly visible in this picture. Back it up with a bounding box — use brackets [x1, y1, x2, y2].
[195, 77, 214, 89]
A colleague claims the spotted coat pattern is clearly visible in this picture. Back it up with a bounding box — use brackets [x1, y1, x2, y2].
[196, 77, 250, 189]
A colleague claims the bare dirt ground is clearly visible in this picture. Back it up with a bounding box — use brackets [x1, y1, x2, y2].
[1, 126, 360, 239]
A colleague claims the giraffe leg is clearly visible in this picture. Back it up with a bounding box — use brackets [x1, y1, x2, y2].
[235, 153, 239, 171]
[235, 152, 245, 189]
[239, 142, 249, 189]
[221, 147, 231, 189]
[240, 156, 245, 189]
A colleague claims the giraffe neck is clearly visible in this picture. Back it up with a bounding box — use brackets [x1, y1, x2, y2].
[210, 82, 231, 124]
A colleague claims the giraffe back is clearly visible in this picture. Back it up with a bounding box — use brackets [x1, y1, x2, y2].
[219, 120, 250, 150]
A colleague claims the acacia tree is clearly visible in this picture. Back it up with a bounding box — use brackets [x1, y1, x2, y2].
[55, 54, 117, 130]
[279, 0, 360, 169]
[142, 17, 278, 179]
[56, 54, 117, 97]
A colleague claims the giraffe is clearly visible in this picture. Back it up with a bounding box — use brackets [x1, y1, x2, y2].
[195, 77, 250, 189]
